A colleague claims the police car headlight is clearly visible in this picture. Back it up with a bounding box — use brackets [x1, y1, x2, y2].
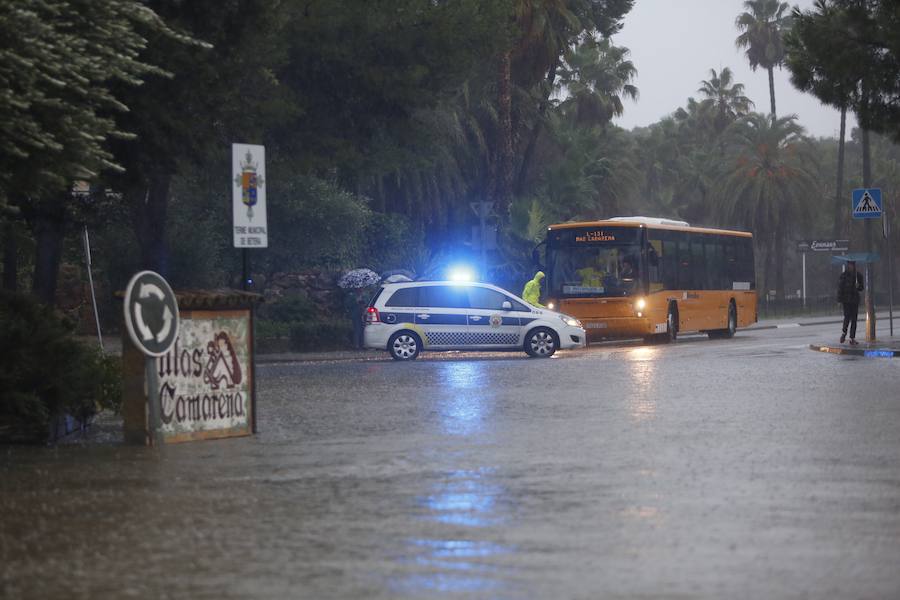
[560, 314, 582, 328]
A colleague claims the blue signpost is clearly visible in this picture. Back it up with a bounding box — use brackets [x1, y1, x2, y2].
[851, 188, 885, 340]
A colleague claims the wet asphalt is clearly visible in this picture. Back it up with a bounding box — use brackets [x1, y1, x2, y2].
[2, 322, 900, 599]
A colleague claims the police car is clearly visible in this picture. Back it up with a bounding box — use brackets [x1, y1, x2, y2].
[364, 280, 587, 360]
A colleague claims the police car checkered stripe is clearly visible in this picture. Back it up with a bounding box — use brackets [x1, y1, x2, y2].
[424, 331, 518, 346]
[468, 332, 519, 345]
[424, 331, 469, 346]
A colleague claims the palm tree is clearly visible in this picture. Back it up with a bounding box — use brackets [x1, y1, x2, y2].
[497, 0, 585, 216]
[557, 38, 638, 128]
[697, 67, 755, 134]
[785, 1, 859, 237]
[715, 113, 820, 298]
[735, 0, 792, 118]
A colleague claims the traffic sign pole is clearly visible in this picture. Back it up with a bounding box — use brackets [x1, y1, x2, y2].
[852, 188, 882, 341]
[886, 200, 894, 336]
[146, 358, 162, 447]
[124, 270, 180, 447]
[801, 251, 806, 309]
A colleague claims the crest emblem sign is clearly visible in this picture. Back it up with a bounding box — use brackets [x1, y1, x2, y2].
[236, 150, 264, 220]
[232, 144, 268, 248]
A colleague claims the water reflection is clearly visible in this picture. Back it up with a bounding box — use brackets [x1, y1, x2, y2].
[419, 468, 503, 527]
[437, 362, 489, 436]
[627, 347, 658, 423]
[392, 469, 514, 594]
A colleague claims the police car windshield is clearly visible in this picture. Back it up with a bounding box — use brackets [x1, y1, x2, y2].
[547, 227, 641, 298]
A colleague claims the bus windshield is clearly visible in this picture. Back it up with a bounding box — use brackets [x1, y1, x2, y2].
[547, 227, 642, 298]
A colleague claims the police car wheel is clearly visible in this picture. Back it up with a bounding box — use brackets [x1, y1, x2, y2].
[389, 331, 421, 361]
[525, 327, 558, 358]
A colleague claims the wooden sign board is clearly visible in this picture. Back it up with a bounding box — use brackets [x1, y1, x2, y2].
[124, 309, 254, 444]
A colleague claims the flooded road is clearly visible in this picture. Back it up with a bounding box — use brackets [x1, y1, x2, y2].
[3, 324, 900, 598]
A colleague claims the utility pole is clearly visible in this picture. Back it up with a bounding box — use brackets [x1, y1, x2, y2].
[862, 128, 875, 341]
[479, 200, 487, 279]
[471, 200, 494, 280]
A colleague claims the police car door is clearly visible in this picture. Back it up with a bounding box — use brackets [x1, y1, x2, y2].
[465, 286, 525, 348]
[416, 285, 470, 348]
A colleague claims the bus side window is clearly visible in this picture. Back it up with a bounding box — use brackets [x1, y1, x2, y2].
[706, 237, 725, 290]
[677, 235, 691, 290]
[724, 238, 738, 287]
[691, 240, 706, 290]
[739, 237, 756, 288]
[647, 238, 662, 291]
[660, 233, 678, 290]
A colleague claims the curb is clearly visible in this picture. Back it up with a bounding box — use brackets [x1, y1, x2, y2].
[748, 318, 842, 331]
[257, 352, 385, 365]
[751, 314, 898, 331]
[808, 344, 900, 358]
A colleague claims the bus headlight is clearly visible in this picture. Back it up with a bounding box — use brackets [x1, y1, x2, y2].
[547, 301, 555, 310]
[559, 314, 582, 328]
[634, 297, 646, 318]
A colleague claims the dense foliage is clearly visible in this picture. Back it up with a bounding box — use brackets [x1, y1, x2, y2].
[1, 0, 899, 333]
[0, 292, 121, 442]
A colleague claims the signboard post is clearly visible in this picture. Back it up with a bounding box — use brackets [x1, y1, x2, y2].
[796, 239, 850, 308]
[121, 289, 259, 445]
[233, 144, 268, 290]
[884, 199, 894, 336]
[123, 271, 180, 447]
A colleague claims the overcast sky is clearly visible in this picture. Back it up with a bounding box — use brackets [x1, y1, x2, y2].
[611, 0, 856, 138]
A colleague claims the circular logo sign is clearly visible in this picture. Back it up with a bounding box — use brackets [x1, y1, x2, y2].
[489, 314, 503, 328]
[123, 271, 180, 357]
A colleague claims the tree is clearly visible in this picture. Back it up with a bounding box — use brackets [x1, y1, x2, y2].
[0, 0, 192, 303]
[735, 0, 792, 118]
[715, 113, 820, 298]
[556, 38, 638, 128]
[786, 0, 900, 241]
[500, 0, 635, 214]
[107, 0, 289, 276]
[697, 67, 755, 134]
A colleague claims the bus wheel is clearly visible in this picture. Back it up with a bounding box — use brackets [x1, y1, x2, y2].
[709, 302, 737, 339]
[662, 303, 678, 343]
[724, 302, 737, 338]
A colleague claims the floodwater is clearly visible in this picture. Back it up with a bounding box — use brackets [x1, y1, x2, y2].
[3, 325, 900, 598]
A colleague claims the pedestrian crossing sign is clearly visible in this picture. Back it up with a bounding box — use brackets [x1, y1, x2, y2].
[851, 188, 882, 219]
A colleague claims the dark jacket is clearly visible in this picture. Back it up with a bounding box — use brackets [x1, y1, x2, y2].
[837, 270, 864, 304]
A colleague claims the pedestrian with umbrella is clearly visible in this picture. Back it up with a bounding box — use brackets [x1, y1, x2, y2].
[338, 268, 381, 349]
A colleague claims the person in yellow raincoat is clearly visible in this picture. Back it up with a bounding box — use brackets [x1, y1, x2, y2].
[522, 271, 545, 307]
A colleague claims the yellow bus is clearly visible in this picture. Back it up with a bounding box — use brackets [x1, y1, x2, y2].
[540, 217, 757, 343]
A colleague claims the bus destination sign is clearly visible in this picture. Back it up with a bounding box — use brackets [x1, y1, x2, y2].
[575, 230, 617, 243]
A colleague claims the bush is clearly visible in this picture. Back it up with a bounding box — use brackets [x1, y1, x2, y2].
[0, 292, 122, 443]
[257, 293, 317, 323]
[288, 318, 353, 352]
